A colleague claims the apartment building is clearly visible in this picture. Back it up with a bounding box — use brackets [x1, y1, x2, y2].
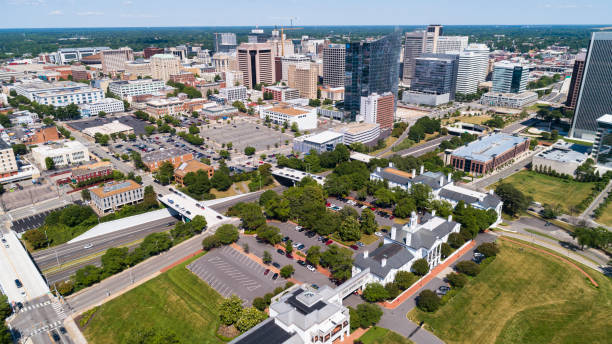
[219, 86, 247, 103]
[288, 63, 318, 99]
[90, 180, 144, 214]
[78, 98, 125, 117]
[14, 80, 104, 107]
[108, 79, 165, 98]
[260, 105, 317, 131]
[145, 98, 185, 118]
[0, 139, 18, 178]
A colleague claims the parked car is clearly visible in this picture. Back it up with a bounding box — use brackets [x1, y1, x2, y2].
[295, 225, 303, 231]
[307, 265, 316, 272]
[356, 241, 365, 247]
[297, 244, 305, 250]
[437, 286, 451, 296]
[350, 244, 359, 250]
[292, 242, 300, 248]
[51, 331, 61, 343]
[297, 260, 306, 266]
[311, 284, 319, 290]
[272, 273, 279, 280]
[272, 262, 281, 268]
[281, 236, 290, 242]
[264, 269, 270, 275]
[325, 240, 333, 246]
[374, 232, 383, 237]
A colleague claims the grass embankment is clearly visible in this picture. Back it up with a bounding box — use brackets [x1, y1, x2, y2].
[491, 171, 595, 213]
[370, 136, 398, 156]
[444, 115, 492, 126]
[409, 240, 612, 344]
[595, 201, 612, 227]
[82, 253, 225, 344]
[357, 326, 414, 344]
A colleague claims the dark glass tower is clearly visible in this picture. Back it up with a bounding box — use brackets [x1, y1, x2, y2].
[569, 32, 612, 140]
[411, 53, 459, 100]
[344, 30, 401, 121]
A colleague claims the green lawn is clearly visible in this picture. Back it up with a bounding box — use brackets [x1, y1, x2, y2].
[596, 201, 612, 227]
[492, 171, 595, 213]
[408, 240, 612, 344]
[82, 253, 225, 344]
[358, 326, 414, 344]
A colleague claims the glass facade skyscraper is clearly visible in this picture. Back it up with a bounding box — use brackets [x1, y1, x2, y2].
[411, 53, 459, 100]
[569, 32, 612, 140]
[344, 30, 401, 121]
[593, 114, 612, 169]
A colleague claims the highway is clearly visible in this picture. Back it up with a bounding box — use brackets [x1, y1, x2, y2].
[398, 135, 452, 157]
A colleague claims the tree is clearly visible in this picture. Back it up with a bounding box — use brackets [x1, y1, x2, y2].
[338, 216, 361, 241]
[244, 146, 256, 156]
[211, 168, 232, 191]
[259, 190, 279, 206]
[495, 183, 531, 216]
[306, 246, 321, 266]
[456, 260, 480, 276]
[219, 295, 243, 325]
[290, 122, 299, 133]
[45, 157, 55, 170]
[285, 240, 293, 255]
[216, 224, 239, 244]
[22, 229, 47, 249]
[385, 282, 401, 299]
[202, 235, 221, 250]
[394, 198, 416, 218]
[11, 144, 27, 155]
[476, 242, 499, 257]
[374, 188, 396, 208]
[81, 189, 91, 201]
[256, 225, 281, 244]
[417, 290, 440, 312]
[101, 247, 129, 274]
[359, 209, 377, 235]
[440, 243, 452, 259]
[252, 297, 267, 311]
[262, 250, 272, 264]
[394, 271, 418, 290]
[362, 283, 389, 302]
[98, 111, 107, 117]
[446, 272, 467, 288]
[235, 307, 267, 332]
[448, 233, 464, 248]
[356, 303, 383, 328]
[280, 265, 295, 278]
[237, 203, 266, 231]
[0, 295, 12, 319]
[411, 258, 429, 276]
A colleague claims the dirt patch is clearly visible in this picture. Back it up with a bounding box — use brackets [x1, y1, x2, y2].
[217, 324, 240, 339]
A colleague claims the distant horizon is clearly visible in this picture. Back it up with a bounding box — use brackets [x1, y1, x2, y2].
[1, 24, 611, 31]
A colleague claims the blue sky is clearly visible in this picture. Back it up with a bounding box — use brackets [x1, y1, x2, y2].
[2, 0, 610, 28]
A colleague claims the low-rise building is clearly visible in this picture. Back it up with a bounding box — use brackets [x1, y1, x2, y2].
[8, 110, 39, 125]
[169, 72, 196, 87]
[319, 86, 344, 101]
[230, 284, 350, 344]
[445, 132, 530, 175]
[82, 120, 134, 137]
[174, 159, 214, 185]
[293, 131, 344, 154]
[71, 161, 113, 183]
[331, 122, 380, 145]
[260, 104, 317, 131]
[200, 104, 239, 119]
[24, 126, 61, 145]
[31, 140, 90, 169]
[0, 139, 18, 178]
[108, 79, 166, 99]
[145, 98, 185, 118]
[532, 140, 591, 176]
[142, 148, 193, 172]
[90, 180, 144, 214]
[78, 98, 125, 117]
[479, 91, 538, 109]
[14, 80, 104, 106]
[353, 212, 461, 285]
[218, 86, 247, 103]
[263, 85, 300, 102]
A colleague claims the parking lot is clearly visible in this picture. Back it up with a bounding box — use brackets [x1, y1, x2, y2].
[11, 206, 66, 233]
[68, 114, 150, 135]
[187, 245, 284, 304]
[201, 119, 293, 152]
[1, 182, 57, 211]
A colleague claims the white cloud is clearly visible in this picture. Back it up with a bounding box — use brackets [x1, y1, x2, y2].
[543, 3, 592, 9]
[9, 0, 46, 5]
[48, 10, 63, 16]
[76, 11, 104, 16]
[123, 0, 134, 5]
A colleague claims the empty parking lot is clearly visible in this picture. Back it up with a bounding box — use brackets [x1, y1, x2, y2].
[11, 207, 66, 233]
[201, 121, 292, 152]
[187, 245, 283, 304]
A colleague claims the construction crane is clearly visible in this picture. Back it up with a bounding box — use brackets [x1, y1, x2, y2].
[280, 26, 303, 56]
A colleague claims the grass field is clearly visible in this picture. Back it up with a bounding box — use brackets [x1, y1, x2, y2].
[357, 326, 414, 344]
[408, 240, 612, 344]
[82, 253, 225, 344]
[371, 136, 398, 156]
[596, 202, 612, 227]
[444, 115, 491, 126]
[492, 171, 595, 213]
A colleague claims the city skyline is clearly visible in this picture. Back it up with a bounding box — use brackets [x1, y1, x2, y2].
[2, 0, 611, 28]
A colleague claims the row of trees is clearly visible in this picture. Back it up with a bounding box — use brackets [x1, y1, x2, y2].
[276, 144, 351, 173]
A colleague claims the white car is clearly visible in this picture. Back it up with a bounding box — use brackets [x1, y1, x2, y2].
[295, 226, 303, 231]
[374, 232, 383, 237]
[83, 243, 93, 249]
[293, 242, 302, 248]
[307, 265, 316, 272]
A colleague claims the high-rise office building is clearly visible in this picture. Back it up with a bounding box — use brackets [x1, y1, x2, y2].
[401, 25, 442, 87]
[288, 63, 318, 99]
[360, 92, 395, 130]
[237, 43, 275, 89]
[565, 53, 586, 111]
[455, 44, 490, 95]
[344, 31, 401, 121]
[426, 25, 443, 53]
[492, 61, 528, 93]
[281, 55, 311, 82]
[436, 36, 469, 54]
[101, 48, 134, 74]
[411, 54, 459, 100]
[215, 33, 237, 53]
[150, 54, 181, 81]
[323, 44, 346, 87]
[570, 32, 612, 140]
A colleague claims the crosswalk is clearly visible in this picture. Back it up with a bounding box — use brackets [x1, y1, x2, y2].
[28, 320, 63, 337]
[51, 301, 67, 319]
[19, 300, 51, 312]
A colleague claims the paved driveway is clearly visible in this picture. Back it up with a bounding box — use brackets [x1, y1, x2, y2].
[187, 245, 284, 304]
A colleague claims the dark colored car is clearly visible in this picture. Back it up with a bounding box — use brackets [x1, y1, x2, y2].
[272, 262, 281, 268]
[286, 253, 293, 259]
[277, 249, 285, 255]
[297, 260, 306, 266]
[282, 236, 290, 242]
[272, 273, 279, 280]
[350, 244, 359, 250]
[325, 240, 333, 246]
[59, 327, 67, 335]
[437, 286, 451, 296]
[264, 269, 270, 275]
[51, 331, 60, 342]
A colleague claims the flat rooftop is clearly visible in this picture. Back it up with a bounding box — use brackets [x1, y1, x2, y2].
[142, 147, 190, 163]
[266, 106, 308, 116]
[90, 180, 141, 198]
[452, 133, 528, 162]
[298, 130, 343, 144]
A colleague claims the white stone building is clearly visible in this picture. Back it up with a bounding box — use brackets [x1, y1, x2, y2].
[78, 98, 125, 117]
[90, 180, 144, 214]
[32, 141, 90, 169]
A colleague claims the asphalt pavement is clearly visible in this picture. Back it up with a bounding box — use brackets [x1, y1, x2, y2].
[398, 136, 452, 158]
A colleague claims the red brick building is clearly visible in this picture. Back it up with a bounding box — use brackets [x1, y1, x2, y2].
[71, 161, 113, 183]
[144, 47, 164, 59]
[142, 148, 194, 172]
[170, 72, 196, 87]
[375, 93, 395, 130]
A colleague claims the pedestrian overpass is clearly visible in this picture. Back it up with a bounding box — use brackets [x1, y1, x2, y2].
[334, 267, 370, 299]
[158, 189, 230, 227]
